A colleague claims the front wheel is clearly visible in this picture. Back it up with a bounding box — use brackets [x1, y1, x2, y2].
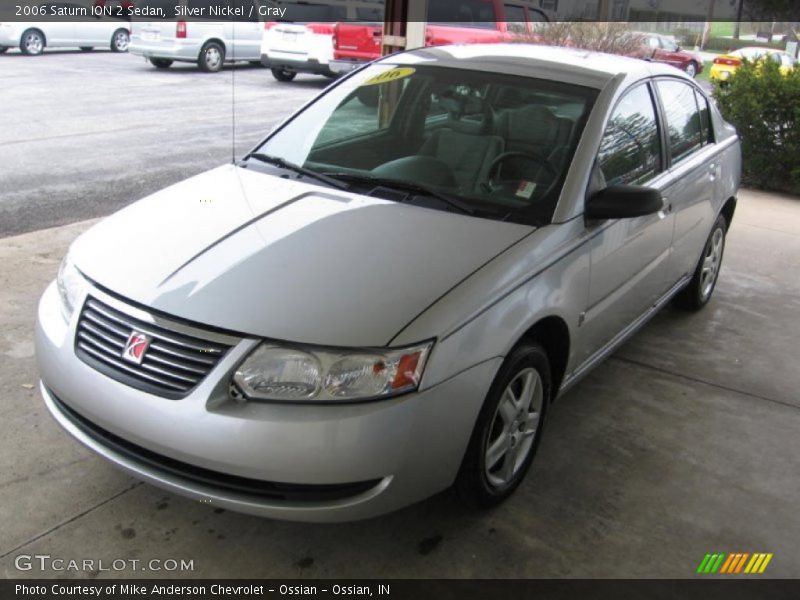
[111, 29, 129, 52]
[685, 61, 699, 78]
[271, 67, 296, 82]
[149, 58, 173, 69]
[455, 342, 550, 508]
[673, 214, 727, 310]
[198, 41, 224, 72]
[0, 46, 9, 54]
[20, 29, 45, 55]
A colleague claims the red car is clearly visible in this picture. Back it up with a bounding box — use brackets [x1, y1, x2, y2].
[632, 32, 704, 78]
[330, 0, 550, 74]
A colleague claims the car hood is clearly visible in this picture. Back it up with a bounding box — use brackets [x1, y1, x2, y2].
[71, 165, 533, 347]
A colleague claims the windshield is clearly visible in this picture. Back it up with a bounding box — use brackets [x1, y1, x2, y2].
[255, 63, 597, 224]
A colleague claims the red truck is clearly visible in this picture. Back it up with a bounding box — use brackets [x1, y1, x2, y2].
[329, 0, 550, 74]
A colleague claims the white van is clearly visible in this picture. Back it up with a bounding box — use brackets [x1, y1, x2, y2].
[128, 0, 263, 72]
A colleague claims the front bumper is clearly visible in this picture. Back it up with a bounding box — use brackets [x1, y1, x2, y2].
[36, 282, 499, 522]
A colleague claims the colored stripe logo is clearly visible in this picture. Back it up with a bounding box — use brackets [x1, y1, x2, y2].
[697, 553, 773, 574]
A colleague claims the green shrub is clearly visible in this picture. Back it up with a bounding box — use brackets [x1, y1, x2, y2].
[714, 59, 800, 195]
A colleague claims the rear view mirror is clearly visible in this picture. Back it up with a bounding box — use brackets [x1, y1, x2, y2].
[585, 185, 663, 220]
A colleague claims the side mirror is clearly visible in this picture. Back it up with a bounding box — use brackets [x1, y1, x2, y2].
[585, 185, 663, 220]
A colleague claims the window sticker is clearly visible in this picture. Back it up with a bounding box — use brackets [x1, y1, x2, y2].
[360, 67, 416, 87]
[516, 180, 537, 199]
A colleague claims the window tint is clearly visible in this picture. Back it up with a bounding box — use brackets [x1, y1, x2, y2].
[656, 80, 704, 163]
[694, 89, 713, 145]
[597, 84, 661, 186]
[504, 4, 527, 33]
[427, 0, 497, 29]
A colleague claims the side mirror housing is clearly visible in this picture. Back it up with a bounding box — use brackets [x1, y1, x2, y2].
[585, 185, 663, 220]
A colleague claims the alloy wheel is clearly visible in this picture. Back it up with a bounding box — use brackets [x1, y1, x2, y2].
[484, 367, 544, 488]
[700, 227, 724, 300]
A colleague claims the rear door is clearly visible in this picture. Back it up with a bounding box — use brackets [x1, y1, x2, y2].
[230, 0, 261, 60]
[653, 78, 718, 283]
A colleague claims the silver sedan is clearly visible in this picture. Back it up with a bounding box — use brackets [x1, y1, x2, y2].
[36, 44, 741, 522]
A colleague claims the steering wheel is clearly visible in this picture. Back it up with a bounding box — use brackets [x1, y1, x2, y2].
[484, 151, 559, 200]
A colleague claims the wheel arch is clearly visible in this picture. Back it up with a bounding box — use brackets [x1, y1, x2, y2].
[720, 196, 737, 229]
[200, 38, 226, 55]
[517, 315, 570, 400]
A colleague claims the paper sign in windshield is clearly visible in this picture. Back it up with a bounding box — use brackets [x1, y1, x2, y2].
[361, 67, 416, 87]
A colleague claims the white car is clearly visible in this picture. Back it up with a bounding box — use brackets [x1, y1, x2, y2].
[128, 0, 263, 72]
[0, 3, 130, 55]
[260, 22, 336, 81]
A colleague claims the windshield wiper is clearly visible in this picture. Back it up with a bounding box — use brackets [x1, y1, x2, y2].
[323, 172, 477, 216]
[246, 153, 349, 190]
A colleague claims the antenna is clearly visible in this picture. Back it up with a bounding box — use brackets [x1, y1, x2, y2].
[230, 0, 236, 164]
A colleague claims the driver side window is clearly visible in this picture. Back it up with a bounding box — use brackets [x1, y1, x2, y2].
[596, 84, 661, 186]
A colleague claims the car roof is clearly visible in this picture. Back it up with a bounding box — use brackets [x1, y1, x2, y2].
[391, 43, 684, 89]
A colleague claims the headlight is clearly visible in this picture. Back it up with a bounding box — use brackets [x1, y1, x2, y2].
[233, 341, 433, 403]
[56, 253, 88, 321]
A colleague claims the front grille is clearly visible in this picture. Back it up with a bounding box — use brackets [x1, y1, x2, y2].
[75, 297, 231, 399]
[50, 392, 382, 503]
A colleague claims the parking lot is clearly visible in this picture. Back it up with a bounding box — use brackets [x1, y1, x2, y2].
[1, 49, 799, 579]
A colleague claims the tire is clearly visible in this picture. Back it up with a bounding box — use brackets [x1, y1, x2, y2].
[455, 341, 551, 508]
[20, 29, 45, 56]
[685, 61, 698, 78]
[673, 214, 727, 310]
[149, 58, 173, 69]
[0, 47, 9, 54]
[198, 41, 224, 72]
[80, 46, 93, 52]
[111, 29, 129, 53]
[249, 60, 263, 67]
[271, 67, 296, 82]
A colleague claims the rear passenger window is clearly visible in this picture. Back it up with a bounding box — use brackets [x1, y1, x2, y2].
[695, 89, 713, 145]
[655, 80, 705, 163]
[596, 84, 661, 186]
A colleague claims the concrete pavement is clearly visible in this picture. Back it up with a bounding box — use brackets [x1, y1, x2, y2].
[0, 189, 798, 579]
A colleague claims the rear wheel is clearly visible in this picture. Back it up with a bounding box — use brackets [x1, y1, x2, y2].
[79, 46, 93, 51]
[111, 29, 129, 53]
[455, 342, 550, 508]
[149, 58, 173, 69]
[685, 60, 699, 78]
[271, 67, 296, 82]
[673, 214, 727, 310]
[20, 29, 45, 55]
[198, 41, 224, 72]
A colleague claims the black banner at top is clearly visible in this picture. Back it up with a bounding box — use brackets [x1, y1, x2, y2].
[0, 0, 798, 23]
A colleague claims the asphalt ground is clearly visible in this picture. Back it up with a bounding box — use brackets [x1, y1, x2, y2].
[0, 48, 327, 237]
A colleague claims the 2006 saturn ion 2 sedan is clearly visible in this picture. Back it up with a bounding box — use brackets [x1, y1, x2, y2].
[36, 44, 741, 522]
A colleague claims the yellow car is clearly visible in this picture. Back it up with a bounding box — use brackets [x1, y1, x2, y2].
[710, 47, 797, 82]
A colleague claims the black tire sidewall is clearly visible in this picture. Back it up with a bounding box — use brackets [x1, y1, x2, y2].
[111, 29, 129, 52]
[20, 30, 44, 55]
[271, 68, 296, 81]
[456, 342, 551, 507]
[199, 42, 224, 72]
[150, 58, 172, 69]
